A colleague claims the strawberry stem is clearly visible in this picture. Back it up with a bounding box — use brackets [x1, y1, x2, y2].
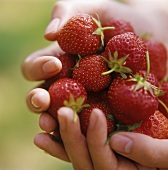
[158, 99, 168, 116]
[92, 15, 115, 47]
[102, 64, 119, 75]
[142, 51, 150, 82]
[101, 27, 115, 31]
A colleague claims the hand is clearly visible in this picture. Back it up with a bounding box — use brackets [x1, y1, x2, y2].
[22, 0, 168, 112]
[35, 107, 161, 170]
[22, 0, 168, 169]
[44, 0, 168, 44]
[22, 42, 63, 82]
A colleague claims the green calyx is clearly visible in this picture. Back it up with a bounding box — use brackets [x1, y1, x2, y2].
[128, 51, 159, 96]
[102, 51, 132, 78]
[128, 51, 168, 116]
[106, 121, 142, 144]
[130, 75, 158, 95]
[92, 14, 115, 47]
[64, 94, 90, 122]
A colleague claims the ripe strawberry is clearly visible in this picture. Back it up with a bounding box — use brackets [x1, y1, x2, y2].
[45, 53, 77, 89]
[158, 81, 168, 118]
[55, 13, 114, 56]
[144, 39, 167, 80]
[79, 101, 116, 136]
[108, 76, 159, 125]
[103, 32, 147, 76]
[72, 55, 112, 92]
[133, 110, 168, 139]
[48, 78, 87, 120]
[103, 18, 134, 45]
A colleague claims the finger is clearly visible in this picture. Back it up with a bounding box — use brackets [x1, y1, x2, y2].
[110, 132, 168, 168]
[44, 0, 108, 41]
[87, 108, 118, 170]
[26, 88, 50, 113]
[44, 1, 75, 41]
[34, 132, 70, 162]
[39, 113, 58, 133]
[134, 163, 158, 170]
[57, 107, 93, 170]
[116, 155, 140, 170]
[22, 43, 63, 81]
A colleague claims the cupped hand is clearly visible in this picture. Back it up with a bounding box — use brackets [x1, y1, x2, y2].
[22, 0, 168, 169]
[35, 107, 159, 170]
[110, 132, 168, 169]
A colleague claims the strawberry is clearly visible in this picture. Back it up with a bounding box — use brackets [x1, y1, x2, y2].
[103, 18, 134, 45]
[158, 81, 168, 118]
[45, 53, 77, 89]
[144, 39, 167, 80]
[108, 76, 159, 125]
[72, 54, 112, 92]
[55, 13, 114, 56]
[133, 110, 168, 139]
[79, 101, 116, 136]
[103, 32, 147, 77]
[48, 78, 87, 120]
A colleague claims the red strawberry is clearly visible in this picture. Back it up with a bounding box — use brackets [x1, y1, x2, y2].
[48, 78, 87, 120]
[79, 101, 116, 136]
[45, 53, 77, 89]
[158, 81, 168, 118]
[103, 18, 134, 45]
[108, 76, 159, 125]
[72, 55, 112, 92]
[55, 13, 113, 56]
[145, 39, 167, 80]
[103, 32, 147, 76]
[133, 110, 168, 139]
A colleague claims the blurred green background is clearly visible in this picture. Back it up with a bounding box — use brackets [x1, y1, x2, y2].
[0, 0, 72, 169]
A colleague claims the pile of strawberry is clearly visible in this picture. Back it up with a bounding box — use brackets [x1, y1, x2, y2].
[45, 13, 168, 139]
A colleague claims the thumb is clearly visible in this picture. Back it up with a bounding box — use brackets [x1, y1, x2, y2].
[44, 1, 75, 41]
[110, 132, 168, 168]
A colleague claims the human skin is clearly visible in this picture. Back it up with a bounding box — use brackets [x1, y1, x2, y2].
[22, 0, 168, 169]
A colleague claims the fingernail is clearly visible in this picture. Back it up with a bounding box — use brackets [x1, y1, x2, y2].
[42, 59, 59, 74]
[57, 107, 75, 131]
[57, 109, 66, 130]
[111, 134, 133, 154]
[31, 95, 40, 109]
[88, 108, 100, 130]
[45, 18, 60, 35]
